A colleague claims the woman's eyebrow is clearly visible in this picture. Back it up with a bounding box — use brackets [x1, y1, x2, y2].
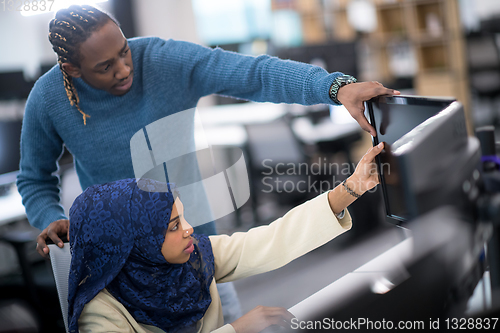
[169, 215, 180, 224]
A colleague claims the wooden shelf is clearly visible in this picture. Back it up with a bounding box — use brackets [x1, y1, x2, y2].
[376, 6, 407, 37]
[409, 1, 446, 39]
[328, 0, 351, 10]
[343, 0, 469, 118]
[271, 0, 469, 116]
[331, 9, 356, 41]
[418, 42, 449, 71]
[295, 0, 323, 15]
[271, 0, 295, 11]
[375, 1, 406, 9]
[301, 13, 327, 45]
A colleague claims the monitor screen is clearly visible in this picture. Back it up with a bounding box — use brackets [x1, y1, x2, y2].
[0, 120, 23, 186]
[366, 95, 456, 222]
[274, 41, 358, 78]
[0, 71, 33, 100]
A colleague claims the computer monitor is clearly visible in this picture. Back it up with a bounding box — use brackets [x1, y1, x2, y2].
[366, 95, 458, 222]
[292, 103, 483, 326]
[0, 120, 23, 187]
[0, 71, 33, 100]
[389, 101, 478, 221]
[274, 41, 358, 78]
[297, 206, 482, 326]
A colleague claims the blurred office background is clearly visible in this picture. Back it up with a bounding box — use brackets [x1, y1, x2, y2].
[1, 0, 500, 332]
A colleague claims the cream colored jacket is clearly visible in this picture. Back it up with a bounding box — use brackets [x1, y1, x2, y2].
[78, 192, 352, 333]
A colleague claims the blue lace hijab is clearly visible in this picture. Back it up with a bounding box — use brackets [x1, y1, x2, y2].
[67, 178, 215, 333]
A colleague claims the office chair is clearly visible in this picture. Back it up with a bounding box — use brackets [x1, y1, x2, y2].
[47, 243, 71, 333]
[245, 116, 316, 224]
[0, 225, 65, 333]
[466, 32, 500, 125]
[0, 299, 39, 333]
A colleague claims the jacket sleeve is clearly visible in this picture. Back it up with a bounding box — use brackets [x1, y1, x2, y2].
[79, 288, 236, 333]
[151, 39, 344, 106]
[210, 324, 237, 333]
[209, 191, 352, 283]
[16, 84, 67, 230]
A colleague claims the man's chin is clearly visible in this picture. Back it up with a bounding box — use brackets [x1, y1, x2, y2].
[111, 88, 131, 96]
[110, 74, 134, 96]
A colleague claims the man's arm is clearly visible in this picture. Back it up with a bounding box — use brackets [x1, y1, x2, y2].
[152, 39, 398, 134]
[159, 40, 341, 105]
[17, 83, 68, 256]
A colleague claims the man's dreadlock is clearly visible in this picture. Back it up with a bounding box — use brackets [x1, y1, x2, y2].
[48, 5, 117, 125]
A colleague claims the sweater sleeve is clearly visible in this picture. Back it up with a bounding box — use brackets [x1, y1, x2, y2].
[151, 39, 343, 105]
[209, 191, 352, 283]
[16, 84, 67, 230]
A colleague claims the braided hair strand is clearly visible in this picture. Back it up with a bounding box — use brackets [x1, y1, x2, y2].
[48, 5, 118, 125]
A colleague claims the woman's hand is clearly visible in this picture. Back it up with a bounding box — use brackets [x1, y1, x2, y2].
[328, 143, 384, 215]
[230, 305, 294, 333]
[337, 81, 400, 136]
[348, 142, 385, 195]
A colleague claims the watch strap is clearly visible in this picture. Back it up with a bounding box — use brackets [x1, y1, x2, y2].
[329, 75, 357, 104]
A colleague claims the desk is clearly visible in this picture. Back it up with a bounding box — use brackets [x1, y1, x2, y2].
[289, 236, 413, 320]
[195, 103, 289, 224]
[292, 117, 362, 167]
[0, 185, 26, 226]
[196, 103, 364, 224]
[197, 102, 287, 127]
[195, 125, 247, 149]
[291, 117, 361, 145]
[197, 102, 362, 149]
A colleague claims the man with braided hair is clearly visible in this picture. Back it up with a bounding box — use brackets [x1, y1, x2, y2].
[47, 7, 116, 125]
[17, 3, 399, 326]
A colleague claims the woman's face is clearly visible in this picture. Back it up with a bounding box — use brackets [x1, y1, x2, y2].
[63, 20, 134, 96]
[161, 198, 195, 264]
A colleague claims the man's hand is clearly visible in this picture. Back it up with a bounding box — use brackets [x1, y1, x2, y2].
[230, 306, 294, 333]
[36, 219, 69, 259]
[337, 81, 400, 136]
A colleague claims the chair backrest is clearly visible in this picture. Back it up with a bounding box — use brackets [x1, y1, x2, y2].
[48, 243, 71, 333]
[467, 34, 500, 71]
[245, 117, 305, 168]
[466, 33, 500, 96]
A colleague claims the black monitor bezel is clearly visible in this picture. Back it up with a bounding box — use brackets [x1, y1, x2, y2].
[366, 95, 456, 223]
[0, 119, 23, 189]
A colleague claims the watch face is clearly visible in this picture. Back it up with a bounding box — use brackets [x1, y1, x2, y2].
[339, 75, 356, 84]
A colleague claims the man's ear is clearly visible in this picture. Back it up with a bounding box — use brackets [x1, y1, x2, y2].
[61, 63, 82, 78]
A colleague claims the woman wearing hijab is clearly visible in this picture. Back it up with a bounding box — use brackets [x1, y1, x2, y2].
[67, 143, 385, 333]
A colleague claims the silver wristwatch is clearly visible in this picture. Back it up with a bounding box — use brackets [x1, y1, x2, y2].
[335, 208, 346, 219]
[329, 75, 357, 104]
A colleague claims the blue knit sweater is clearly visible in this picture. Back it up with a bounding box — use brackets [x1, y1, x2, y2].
[17, 37, 343, 230]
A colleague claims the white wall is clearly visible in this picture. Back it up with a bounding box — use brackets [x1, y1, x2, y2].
[132, 0, 201, 44]
[475, 0, 500, 19]
[131, 0, 214, 105]
[0, 10, 55, 78]
[0, 1, 202, 75]
[460, 0, 500, 31]
[0, 1, 114, 78]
